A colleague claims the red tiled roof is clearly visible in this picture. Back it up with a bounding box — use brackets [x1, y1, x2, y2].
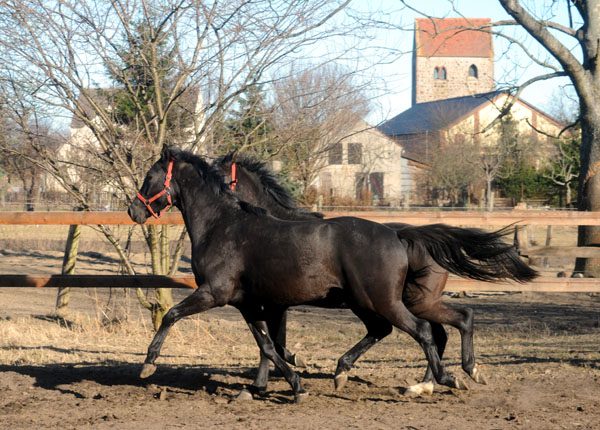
[415, 18, 492, 58]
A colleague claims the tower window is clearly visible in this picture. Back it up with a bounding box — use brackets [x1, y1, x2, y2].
[469, 64, 478, 78]
[434, 67, 447, 80]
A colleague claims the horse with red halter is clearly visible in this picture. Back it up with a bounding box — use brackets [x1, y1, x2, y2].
[129, 146, 476, 402]
[213, 151, 538, 395]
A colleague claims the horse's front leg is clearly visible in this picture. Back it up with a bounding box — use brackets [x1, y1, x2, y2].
[334, 306, 393, 391]
[141, 286, 216, 378]
[253, 307, 304, 392]
[239, 307, 307, 403]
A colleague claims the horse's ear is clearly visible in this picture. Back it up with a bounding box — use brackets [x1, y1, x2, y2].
[160, 144, 171, 162]
[223, 150, 238, 165]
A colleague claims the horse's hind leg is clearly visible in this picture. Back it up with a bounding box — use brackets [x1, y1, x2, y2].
[334, 307, 392, 391]
[414, 301, 486, 386]
[404, 322, 446, 396]
[140, 286, 216, 379]
[378, 301, 469, 391]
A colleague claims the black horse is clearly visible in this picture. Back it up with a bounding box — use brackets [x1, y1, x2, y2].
[128, 146, 473, 402]
[214, 152, 538, 395]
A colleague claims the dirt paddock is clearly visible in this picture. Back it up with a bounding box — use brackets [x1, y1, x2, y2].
[0, 251, 599, 429]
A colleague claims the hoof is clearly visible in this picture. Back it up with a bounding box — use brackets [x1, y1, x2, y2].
[453, 377, 470, 391]
[236, 389, 253, 402]
[250, 385, 267, 396]
[334, 372, 348, 391]
[470, 365, 488, 385]
[404, 381, 434, 397]
[294, 391, 309, 404]
[140, 363, 157, 379]
[293, 354, 307, 368]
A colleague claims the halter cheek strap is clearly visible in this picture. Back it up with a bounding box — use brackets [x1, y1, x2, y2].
[229, 162, 238, 191]
[136, 158, 174, 219]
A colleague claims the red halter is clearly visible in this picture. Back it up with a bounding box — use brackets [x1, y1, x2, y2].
[230, 162, 238, 191]
[136, 158, 174, 219]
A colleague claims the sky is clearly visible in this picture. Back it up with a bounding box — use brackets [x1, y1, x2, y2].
[355, 0, 580, 124]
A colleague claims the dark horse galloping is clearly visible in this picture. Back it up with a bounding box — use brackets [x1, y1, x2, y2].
[214, 152, 538, 395]
[129, 146, 472, 402]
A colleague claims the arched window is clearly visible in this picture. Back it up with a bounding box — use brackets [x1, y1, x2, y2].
[434, 67, 439, 80]
[440, 67, 447, 80]
[468, 64, 478, 78]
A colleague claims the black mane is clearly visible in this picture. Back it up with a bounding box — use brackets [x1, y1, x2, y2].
[216, 152, 323, 218]
[170, 148, 267, 216]
[172, 148, 231, 196]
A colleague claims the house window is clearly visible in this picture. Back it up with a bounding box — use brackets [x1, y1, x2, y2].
[440, 67, 447, 80]
[468, 64, 478, 78]
[347, 143, 362, 164]
[328, 142, 342, 165]
[434, 67, 439, 79]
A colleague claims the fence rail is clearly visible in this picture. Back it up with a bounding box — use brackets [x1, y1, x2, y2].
[1, 274, 598, 293]
[1, 209, 600, 226]
[1, 210, 600, 293]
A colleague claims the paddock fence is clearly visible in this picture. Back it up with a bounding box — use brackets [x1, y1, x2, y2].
[1, 210, 600, 293]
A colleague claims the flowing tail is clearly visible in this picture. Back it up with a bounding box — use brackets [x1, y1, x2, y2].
[390, 223, 538, 283]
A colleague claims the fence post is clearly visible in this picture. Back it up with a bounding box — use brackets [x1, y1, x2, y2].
[514, 202, 530, 254]
[56, 223, 81, 314]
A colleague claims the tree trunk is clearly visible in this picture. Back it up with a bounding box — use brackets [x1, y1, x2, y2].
[486, 177, 493, 211]
[56, 223, 81, 314]
[137, 224, 175, 331]
[574, 108, 600, 276]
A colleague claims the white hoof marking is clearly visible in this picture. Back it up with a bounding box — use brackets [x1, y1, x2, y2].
[405, 381, 433, 397]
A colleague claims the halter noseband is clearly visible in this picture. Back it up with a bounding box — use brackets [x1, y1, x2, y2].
[136, 158, 175, 219]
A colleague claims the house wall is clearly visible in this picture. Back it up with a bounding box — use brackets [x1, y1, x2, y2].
[445, 94, 563, 152]
[313, 118, 407, 206]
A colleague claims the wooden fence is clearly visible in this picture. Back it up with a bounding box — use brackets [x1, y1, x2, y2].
[1, 210, 600, 293]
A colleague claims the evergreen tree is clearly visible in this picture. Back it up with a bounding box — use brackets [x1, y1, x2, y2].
[217, 83, 275, 158]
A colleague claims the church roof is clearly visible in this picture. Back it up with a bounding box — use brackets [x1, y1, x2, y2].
[415, 18, 493, 58]
[379, 91, 504, 136]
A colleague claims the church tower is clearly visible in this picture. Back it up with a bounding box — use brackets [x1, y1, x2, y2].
[412, 18, 494, 106]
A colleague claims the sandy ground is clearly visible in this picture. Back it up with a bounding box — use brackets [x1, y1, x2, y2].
[0, 249, 599, 429]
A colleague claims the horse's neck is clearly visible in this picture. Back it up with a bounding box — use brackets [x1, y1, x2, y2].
[236, 167, 320, 221]
[176, 173, 236, 244]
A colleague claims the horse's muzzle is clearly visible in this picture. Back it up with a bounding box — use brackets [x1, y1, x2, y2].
[127, 202, 147, 224]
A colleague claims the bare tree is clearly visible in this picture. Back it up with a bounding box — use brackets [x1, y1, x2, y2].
[544, 135, 580, 207]
[0, 0, 364, 326]
[400, 0, 600, 275]
[269, 63, 371, 200]
[428, 136, 479, 206]
[493, 0, 600, 275]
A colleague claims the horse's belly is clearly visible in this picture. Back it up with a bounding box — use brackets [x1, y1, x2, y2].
[247, 268, 340, 306]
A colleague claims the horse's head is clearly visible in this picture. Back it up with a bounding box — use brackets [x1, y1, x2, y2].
[213, 152, 323, 221]
[214, 151, 262, 199]
[128, 145, 179, 224]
